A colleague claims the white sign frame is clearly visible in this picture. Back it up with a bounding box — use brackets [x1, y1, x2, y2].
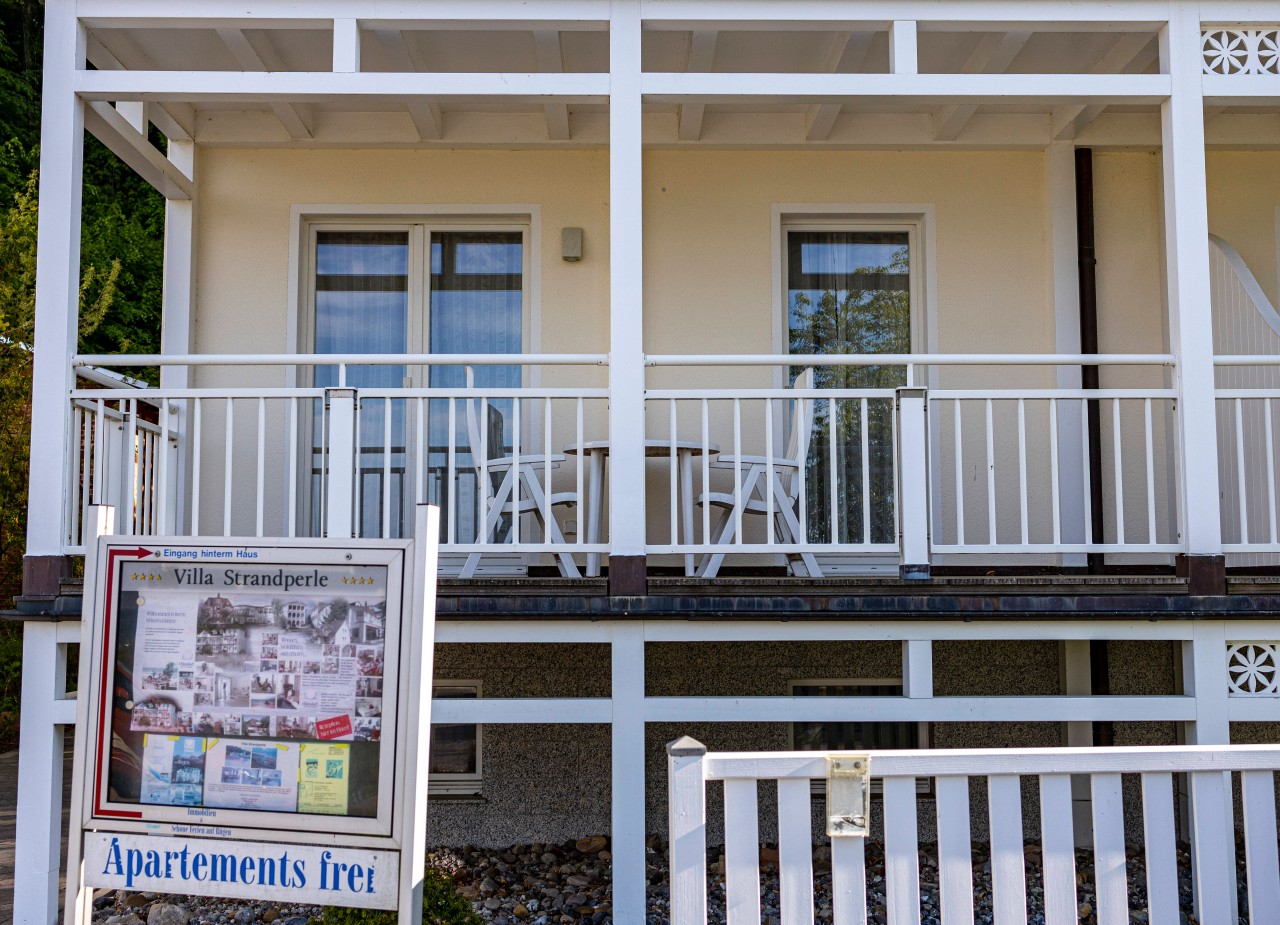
[64, 505, 440, 925]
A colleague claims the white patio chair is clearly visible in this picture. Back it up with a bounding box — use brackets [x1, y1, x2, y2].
[695, 367, 822, 578]
[459, 372, 581, 579]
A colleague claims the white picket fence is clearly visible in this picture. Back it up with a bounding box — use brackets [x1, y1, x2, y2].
[667, 739, 1280, 925]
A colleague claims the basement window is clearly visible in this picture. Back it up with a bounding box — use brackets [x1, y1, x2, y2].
[429, 681, 483, 797]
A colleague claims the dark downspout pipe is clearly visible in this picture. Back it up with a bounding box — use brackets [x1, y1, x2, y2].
[1075, 147, 1114, 747]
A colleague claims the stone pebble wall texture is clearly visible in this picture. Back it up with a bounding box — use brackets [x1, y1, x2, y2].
[426, 638, 1208, 848]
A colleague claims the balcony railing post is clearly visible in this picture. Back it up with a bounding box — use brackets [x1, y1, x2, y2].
[897, 387, 930, 579]
[326, 388, 357, 539]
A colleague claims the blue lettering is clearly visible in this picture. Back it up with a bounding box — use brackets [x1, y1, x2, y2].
[101, 837, 124, 878]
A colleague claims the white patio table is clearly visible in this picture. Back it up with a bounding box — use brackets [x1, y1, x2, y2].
[563, 439, 720, 577]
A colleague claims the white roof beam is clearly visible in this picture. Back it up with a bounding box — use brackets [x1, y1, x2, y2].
[533, 30, 570, 141]
[85, 30, 195, 141]
[84, 101, 192, 199]
[373, 29, 443, 140]
[216, 27, 314, 139]
[932, 30, 1032, 141]
[1052, 32, 1157, 140]
[805, 30, 874, 142]
[678, 30, 717, 141]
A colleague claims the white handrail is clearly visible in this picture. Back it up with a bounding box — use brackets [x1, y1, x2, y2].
[1216, 355, 1280, 365]
[73, 352, 609, 367]
[646, 353, 1175, 366]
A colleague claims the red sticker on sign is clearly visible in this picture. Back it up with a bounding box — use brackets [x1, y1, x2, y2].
[315, 715, 353, 740]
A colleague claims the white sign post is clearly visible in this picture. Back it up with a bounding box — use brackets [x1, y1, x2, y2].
[64, 505, 439, 925]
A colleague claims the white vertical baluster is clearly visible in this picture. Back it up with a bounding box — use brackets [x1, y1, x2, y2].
[1039, 774, 1077, 925]
[576, 397, 584, 545]
[1189, 770, 1234, 925]
[479, 398, 490, 542]
[829, 398, 839, 544]
[733, 398, 743, 544]
[860, 397, 871, 545]
[1266, 398, 1277, 544]
[78, 405, 91, 543]
[1091, 773, 1127, 925]
[831, 837, 867, 925]
[543, 396, 553, 539]
[191, 399, 202, 535]
[382, 397, 393, 539]
[512, 397, 522, 545]
[987, 775, 1025, 925]
[1141, 773, 1179, 925]
[883, 777, 920, 925]
[934, 776, 974, 925]
[256, 397, 266, 537]
[889, 395, 899, 543]
[287, 397, 298, 537]
[953, 399, 965, 546]
[223, 397, 234, 536]
[1081, 399, 1093, 545]
[777, 778, 814, 925]
[702, 399, 711, 542]
[984, 399, 996, 544]
[1236, 398, 1249, 545]
[670, 398, 678, 546]
[723, 779, 761, 925]
[765, 397, 775, 544]
[1241, 769, 1280, 922]
[1112, 398, 1125, 544]
[92, 399, 105, 506]
[416, 397, 425, 507]
[1049, 399, 1061, 547]
[797, 394, 808, 541]
[447, 398, 457, 545]
[123, 399, 138, 533]
[157, 401, 170, 536]
[1017, 398, 1028, 545]
[1144, 398, 1157, 543]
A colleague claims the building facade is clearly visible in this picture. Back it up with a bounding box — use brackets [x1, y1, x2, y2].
[16, 1, 1280, 923]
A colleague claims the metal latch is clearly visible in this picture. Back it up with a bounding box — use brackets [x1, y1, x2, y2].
[826, 754, 871, 838]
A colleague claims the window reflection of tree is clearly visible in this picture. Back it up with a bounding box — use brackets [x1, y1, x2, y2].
[789, 244, 909, 545]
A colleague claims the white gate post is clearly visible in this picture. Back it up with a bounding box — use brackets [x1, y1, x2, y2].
[896, 388, 929, 578]
[611, 622, 647, 925]
[326, 388, 358, 538]
[666, 737, 708, 925]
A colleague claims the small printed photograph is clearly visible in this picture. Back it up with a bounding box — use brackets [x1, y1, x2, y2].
[242, 768, 262, 785]
[278, 659, 303, 673]
[171, 745, 205, 786]
[276, 675, 302, 710]
[354, 697, 381, 718]
[261, 633, 279, 647]
[277, 715, 317, 739]
[356, 648, 383, 677]
[259, 659, 277, 673]
[171, 784, 203, 806]
[322, 657, 340, 675]
[354, 717, 380, 742]
[133, 698, 181, 731]
[251, 673, 276, 694]
[251, 746, 278, 771]
[322, 644, 341, 658]
[355, 676, 382, 698]
[325, 759, 345, 779]
[194, 661, 213, 676]
[225, 744, 252, 769]
[261, 770, 283, 787]
[341, 644, 356, 658]
[193, 712, 224, 734]
[244, 714, 271, 737]
[222, 714, 244, 735]
[260, 645, 279, 660]
[177, 671, 194, 691]
[194, 677, 213, 693]
[175, 712, 194, 735]
[193, 692, 213, 706]
[305, 759, 320, 779]
[139, 665, 178, 691]
[302, 661, 322, 675]
[221, 766, 242, 785]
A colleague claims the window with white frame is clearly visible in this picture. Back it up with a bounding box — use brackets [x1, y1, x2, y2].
[429, 681, 483, 796]
[303, 218, 531, 541]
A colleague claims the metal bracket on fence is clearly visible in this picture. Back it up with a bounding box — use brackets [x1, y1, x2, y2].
[826, 753, 871, 837]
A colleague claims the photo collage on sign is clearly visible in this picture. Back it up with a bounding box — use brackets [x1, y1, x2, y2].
[122, 568, 386, 815]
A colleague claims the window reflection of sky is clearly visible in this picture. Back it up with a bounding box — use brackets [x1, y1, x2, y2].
[317, 243, 409, 276]
[431, 242, 522, 275]
[799, 241, 905, 275]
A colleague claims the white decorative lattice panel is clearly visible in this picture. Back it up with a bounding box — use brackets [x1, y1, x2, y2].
[1227, 642, 1280, 696]
[1203, 28, 1280, 74]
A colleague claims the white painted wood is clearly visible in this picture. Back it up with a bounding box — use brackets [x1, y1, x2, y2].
[805, 31, 873, 142]
[213, 28, 315, 138]
[666, 739, 707, 925]
[896, 390, 929, 570]
[1240, 769, 1280, 923]
[84, 29, 195, 141]
[429, 696, 612, 723]
[612, 622, 646, 925]
[642, 618, 1194, 643]
[608, 0, 646, 559]
[678, 30, 717, 141]
[533, 30, 571, 140]
[889, 21, 917, 75]
[1038, 774, 1078, 925]
[777, 778, 815, 925]
[1188, 770, 1235, 925]
[723, 779, 761, 925]
[372, 29, 443, 140]
[325, 388, 357, 538]
[1160, 8, 1222, 557]
[934, 776, 974, 925]
[332, 18, 361, 72]
[1053, 32, 1158, 139]
[882, 777, 920, 925]
[84, 101, 193, 199]
[986, 775, 1026, 925]
[1140, 773, 1179, 925]
[830, 837, 867, 925]
[1090, 773, 1128, 925]
[901, 640, 933, 698]
[933, 31, 1031, 140]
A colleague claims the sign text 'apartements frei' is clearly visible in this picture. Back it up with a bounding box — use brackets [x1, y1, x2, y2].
[62, 510, 440, 925]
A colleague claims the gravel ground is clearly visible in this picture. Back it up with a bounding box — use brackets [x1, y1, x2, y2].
[94, 837, 1239, 925]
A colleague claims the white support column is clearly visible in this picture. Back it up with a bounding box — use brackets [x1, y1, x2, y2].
[901, 639, 932, 698]
[1160, 8, 1223, 567]
[896, 388, 929, 578]
[1046, 142, 1088, 560]
[608, 0, 647, 588]
[26, 0, 85, 562]
[611, 622, 647, 925]
[333, 18, 361, 73]
[162, 140, 195, 533]
[13, 621, 69, 925]
[889, 21, 918, 75]
[1059, 640, 1093, 845]
[325, 388, 357, 538]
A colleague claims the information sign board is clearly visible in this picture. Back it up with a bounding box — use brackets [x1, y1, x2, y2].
[64, 508, 438, 925]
